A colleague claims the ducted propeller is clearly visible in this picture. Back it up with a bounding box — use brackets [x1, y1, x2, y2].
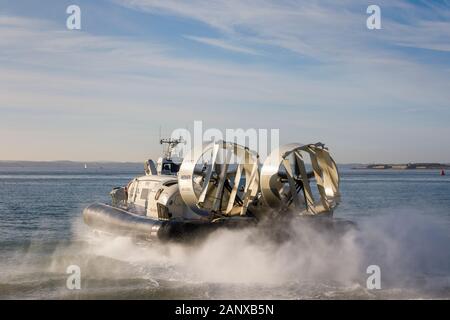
[260, 143, 340, 215]
[178, 140, 260, 218]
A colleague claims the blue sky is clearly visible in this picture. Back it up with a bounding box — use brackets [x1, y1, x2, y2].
[0, 0, 449, 162]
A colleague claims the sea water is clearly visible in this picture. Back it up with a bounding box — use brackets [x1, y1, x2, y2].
[0, 164, 449, 299]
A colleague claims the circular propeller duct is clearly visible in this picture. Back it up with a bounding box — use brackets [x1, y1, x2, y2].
[260, 143, 340, 214]
[178, 140, 260, 218]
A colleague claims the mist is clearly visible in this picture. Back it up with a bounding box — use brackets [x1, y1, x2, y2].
[38, 208, 450, 299]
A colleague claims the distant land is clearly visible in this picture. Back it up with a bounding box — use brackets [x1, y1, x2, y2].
[1, 161, 449, 172]
[0, 160, 143, 173]
[353, 163, 450, 170]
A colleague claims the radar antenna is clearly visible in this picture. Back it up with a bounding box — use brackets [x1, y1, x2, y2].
[160, 137, 185, 160]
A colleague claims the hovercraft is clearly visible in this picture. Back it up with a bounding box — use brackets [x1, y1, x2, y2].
[83, 138, 342, 241]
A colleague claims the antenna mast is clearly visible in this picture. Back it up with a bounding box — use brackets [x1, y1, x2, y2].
[160, 137, 185, 159]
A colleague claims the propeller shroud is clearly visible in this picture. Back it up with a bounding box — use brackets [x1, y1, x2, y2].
[178, 140, 260, 218]
[178, 141, 340, 219]
[260, 143, 340, 214]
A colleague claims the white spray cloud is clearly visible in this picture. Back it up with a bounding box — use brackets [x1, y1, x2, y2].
[37, 208, 448, 299]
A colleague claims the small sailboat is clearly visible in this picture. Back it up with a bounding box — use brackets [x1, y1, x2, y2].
[84, 163, 88, 170]
[441, 169, 446, 176]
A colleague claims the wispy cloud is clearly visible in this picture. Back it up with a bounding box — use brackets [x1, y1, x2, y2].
[117, 0, 450, 61]
[184, 35, 260, 55]
[0, 0, 450, 162]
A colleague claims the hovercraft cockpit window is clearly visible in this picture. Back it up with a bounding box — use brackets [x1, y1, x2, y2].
[162, 163, 180, 174]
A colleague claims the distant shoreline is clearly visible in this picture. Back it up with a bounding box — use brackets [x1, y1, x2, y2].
[353, 163, 450, 170]
[1, 160, 449, 171]
[0, 160, 143, 172]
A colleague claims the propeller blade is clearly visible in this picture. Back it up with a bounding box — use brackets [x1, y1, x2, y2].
[240, 162, 259, 216]
[198, 143, 220, 204]
[225, 163, 243, 214]
[294, 151, 316, 213]
[211, 149, 232, 211]
[282, 157, 303, 209]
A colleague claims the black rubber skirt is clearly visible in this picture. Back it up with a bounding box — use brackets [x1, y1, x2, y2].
[83, 203, 256, 241]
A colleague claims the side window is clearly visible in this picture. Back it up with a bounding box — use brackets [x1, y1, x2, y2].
[129, 181, 139, 201]
[140, 188, 149, 200]
[171, 163, 180, 173]
[128, 183, 135, 200]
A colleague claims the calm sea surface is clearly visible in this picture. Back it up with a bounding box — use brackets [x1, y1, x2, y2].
[0, 165, 449, 299]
